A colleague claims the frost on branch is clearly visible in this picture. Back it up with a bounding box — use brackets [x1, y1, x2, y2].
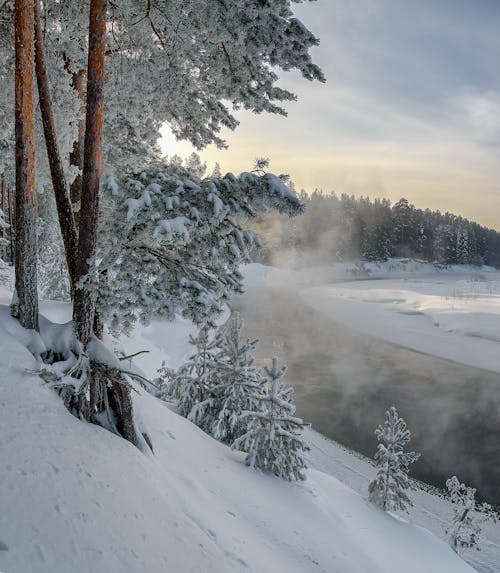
[368, 406, 420, 513]
[157, 323, 222, 419]
[98, 164, 303, 334]
[159, 315, 309, 481]
[1, 1, 324, 176]
[189, 313, 266, 444]
[232, 356, 309, 481]
[445, 475, 498, 553]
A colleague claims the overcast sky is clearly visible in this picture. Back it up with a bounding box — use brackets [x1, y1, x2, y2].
[160, 0, 500, 229]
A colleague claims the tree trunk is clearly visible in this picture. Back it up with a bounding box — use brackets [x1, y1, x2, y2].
[8, 184, 15, 263]
[68, 67, 85, 228]
[1, 174, 6, 261]
[73, 0, 107, 345]
[13, 0, 39, 331]
[69, 68, 85, 228]
[33, 0, 79, 293]
[69, 0, 140, 451]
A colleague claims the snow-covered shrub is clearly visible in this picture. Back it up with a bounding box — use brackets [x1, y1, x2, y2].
[232, 357, 309, 481]
[157, 324, 222, 417]
[368, 406, 420, 513]
[445, 476, 497, 553]
[97, 163, 303, 334]
[189, 313, 265, 443]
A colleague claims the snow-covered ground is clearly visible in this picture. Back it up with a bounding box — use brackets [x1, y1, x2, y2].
[301, 272, 500, 373]
[307, 431, 500, 573]
[0, 260, 491, 573]
[0, 303, 477, 573]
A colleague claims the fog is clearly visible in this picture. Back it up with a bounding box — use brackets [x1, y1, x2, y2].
[233, 285, 500, 505]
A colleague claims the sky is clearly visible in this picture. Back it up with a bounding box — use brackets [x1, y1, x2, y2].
[160, 0, 500, 229]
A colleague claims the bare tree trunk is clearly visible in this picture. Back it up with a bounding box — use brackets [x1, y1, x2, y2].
[69, 69, 86, 228]
[1, 174, 6, 260]
[13, 0, 39, 331]
[33, 0, 79, 293]
[8, 184, 15, 263]
[65, 0, 141, 450]
[73, 0, 107, 346]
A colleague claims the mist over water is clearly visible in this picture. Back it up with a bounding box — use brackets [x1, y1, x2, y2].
[233, 285, 500, 505]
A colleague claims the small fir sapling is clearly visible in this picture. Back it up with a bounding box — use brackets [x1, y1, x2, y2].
[368, 406, 420, 513]
[232, 357, 309, 481]
[189, 313, 265, 443]
[445, 475, 498, 553]
[157, 323, 221, 417]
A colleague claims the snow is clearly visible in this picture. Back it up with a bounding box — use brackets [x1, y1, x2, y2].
[241, 261, 500, 373]
[301, 273, 500, 373]
[0, 272, 480, 573]
[306, 431, 500, 573]
[153, 215, 190, 241]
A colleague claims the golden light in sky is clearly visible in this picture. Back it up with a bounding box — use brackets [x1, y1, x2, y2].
[160, 0, 500, 230]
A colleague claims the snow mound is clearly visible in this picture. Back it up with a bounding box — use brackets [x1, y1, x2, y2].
[0, 307, 474, 573]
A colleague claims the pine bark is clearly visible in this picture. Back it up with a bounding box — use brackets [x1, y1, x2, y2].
[13, 0, 39, 331]
[7, 184, 14, 263]
[69, 0, 139, 450]
[1, 174, 6, 260]
[33, 0, 79, 293]
[73, 0, 107, 345]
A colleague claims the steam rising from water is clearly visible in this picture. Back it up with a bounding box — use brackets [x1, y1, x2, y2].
[233, 285, 500, 504]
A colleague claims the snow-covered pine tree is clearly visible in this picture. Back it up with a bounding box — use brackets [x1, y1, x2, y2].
[98, 163, 303, 334]
[232, 357, 309, 481]
[158, 323, 222, 418]
[368, 406, 420, 513]
[445, 475, 497, 553]
[1, 1, 325, 189]
[189, 313, 265, 443]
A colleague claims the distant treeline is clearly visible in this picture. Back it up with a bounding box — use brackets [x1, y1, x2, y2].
[254, 191, 500, 268]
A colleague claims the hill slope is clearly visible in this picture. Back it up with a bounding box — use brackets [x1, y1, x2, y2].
[0, 302, 475, 573]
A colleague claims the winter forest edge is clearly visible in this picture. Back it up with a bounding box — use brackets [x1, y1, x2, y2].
[0, 2, 499, 573]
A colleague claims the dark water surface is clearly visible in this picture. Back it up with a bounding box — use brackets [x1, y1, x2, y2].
[233, 286, 500, 504]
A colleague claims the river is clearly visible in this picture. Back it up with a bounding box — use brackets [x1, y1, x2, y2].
[233, 285, 500, 504]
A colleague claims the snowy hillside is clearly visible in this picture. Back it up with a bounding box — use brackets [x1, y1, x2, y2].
[307, 432, 500, 573]
[0, 265, 480, 573]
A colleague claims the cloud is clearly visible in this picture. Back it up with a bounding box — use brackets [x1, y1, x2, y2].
[159, 0, 500, 229]
[453, 91, 500, 146]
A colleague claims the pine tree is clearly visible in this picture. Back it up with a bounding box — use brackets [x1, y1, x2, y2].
[211, 162, 222, 178]
[98, 163, 303, 334]
[158, 324, 221, 418]
[445, 476, 497, 553]
[232, 357, 309, 481]
[12, 0, 39, 332]
[34, 0, 79, 293]
[73, 0, 107, 346]
[190, 313, 265, 443]
[368, 406, 420, 513]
